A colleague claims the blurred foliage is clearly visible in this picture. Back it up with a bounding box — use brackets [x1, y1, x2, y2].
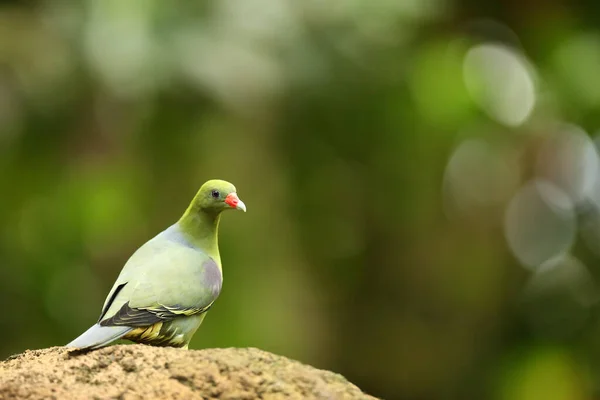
[3, 1, 600, 399]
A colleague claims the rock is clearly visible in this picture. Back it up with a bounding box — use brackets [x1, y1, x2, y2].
[0, 345, 376, 400]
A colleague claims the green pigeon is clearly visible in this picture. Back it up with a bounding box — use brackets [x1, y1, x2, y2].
[66, 179, 246, 350]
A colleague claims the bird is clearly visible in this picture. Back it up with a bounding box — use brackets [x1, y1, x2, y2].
[66, 179, 246, 351]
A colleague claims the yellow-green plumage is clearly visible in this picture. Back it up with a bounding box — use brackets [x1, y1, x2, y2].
[66, 180, 246, 350]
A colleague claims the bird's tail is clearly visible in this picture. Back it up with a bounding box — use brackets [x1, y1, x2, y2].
[66, 324, 132, 350]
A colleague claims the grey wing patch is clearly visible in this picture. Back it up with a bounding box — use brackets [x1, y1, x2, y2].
[99, 302, 212, 327]
[202, 258, 223, 299]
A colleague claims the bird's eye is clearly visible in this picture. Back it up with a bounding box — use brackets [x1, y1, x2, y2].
[211, 190, 220, 198]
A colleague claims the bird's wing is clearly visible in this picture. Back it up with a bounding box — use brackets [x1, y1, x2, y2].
[97, 232, 223, 328]
[99, 299, 213, 327]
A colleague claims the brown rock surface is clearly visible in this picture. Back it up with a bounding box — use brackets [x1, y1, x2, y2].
[0, 345, 376, 399]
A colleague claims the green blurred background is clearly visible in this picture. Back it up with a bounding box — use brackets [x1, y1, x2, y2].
[3, 0, 600, 399]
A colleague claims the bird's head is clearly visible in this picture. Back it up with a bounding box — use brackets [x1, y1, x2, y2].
[194, 179, 246, 214]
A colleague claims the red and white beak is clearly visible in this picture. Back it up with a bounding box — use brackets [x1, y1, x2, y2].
[225, 193, 247, 212]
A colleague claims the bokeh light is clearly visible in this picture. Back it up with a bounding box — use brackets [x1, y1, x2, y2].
[463, 43, 536, 127]
[504, 180, 576, 270]
[535, 124, 599, 206]
[444, 137, 520, 215]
